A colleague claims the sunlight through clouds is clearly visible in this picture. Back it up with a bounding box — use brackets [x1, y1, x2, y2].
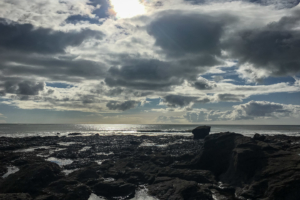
[109, 0, 146, 18]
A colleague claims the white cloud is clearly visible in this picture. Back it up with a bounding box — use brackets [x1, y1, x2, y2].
[185, 101, 300, 122]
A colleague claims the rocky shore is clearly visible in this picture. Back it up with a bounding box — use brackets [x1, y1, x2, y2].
[1, 130, 300, 200]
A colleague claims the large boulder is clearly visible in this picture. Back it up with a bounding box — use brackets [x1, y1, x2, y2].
[192, 132, 300, 200]
[192, 126, 211, 139]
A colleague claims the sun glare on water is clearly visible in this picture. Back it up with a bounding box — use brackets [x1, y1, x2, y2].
[110, 0, 146, 18]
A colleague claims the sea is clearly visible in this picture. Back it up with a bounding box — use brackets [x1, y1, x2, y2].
[0, 124, 300, 138]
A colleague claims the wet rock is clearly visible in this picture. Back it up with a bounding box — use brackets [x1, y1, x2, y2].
[192, 132, 244, 176]
[0, 193, 32, 200]
[0, 165, 7, 177]
[1, 131, 300, 200]
[92, 179, 136, 199]
[153, 176, 173, 184]
[148, 178, 213, 200]
[193, 132, 300, 200]
[192, 126, 210, 139]
[130, 140, 141, 145]
[157, 167, 215, 184]
[43, 179, 92, 200]
[0, 161, 62, 196]
[68, 166, 99, 183]
[253, 133, 266, 141]
[63, 160, 96, 170]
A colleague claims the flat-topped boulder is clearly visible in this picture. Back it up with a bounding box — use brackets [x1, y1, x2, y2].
[192, 126, 211, 139]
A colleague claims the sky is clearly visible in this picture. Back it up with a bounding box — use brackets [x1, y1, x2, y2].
[0, 0, 300, 124]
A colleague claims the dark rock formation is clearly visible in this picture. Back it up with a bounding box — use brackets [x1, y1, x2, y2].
[1, 130, 300, 200]
[192, 126, 210, 139]
[253, 133, 266, 141]
[192, 132, 300, 200]
[0, 161, 62, 196]
[92, 179, 136, 199]
[0, 193, 32, 200]
[148, 178, 213, 200]
[43, 179, 92, 200]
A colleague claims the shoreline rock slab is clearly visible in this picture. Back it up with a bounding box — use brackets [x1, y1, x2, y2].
[1, 131, 300, 200]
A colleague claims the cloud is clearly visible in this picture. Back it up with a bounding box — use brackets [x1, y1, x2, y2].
[105, 58, 185, 90]
[106, 100, 138, 111]
[217, 93, 246, 102]
[193, 78, 217, 90]
[212, 75, 224, 82]
[185, 0, 300, 9]
[156, 115, 184, 123]
[147, 10, 235, 65]
[229, 100, 300, 120]
[163, 94, 198, 108]
[65, 15, 102, 24]
[4, 81, 44, 95]
[185, 101, 300, 122]
[0, 0, 300, 123]
[224, 11, 300, 78]
[0, 54, 107, 82]
[0, 19, 104, 54]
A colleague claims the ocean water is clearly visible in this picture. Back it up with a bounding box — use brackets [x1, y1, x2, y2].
[0, 124, 300, 138]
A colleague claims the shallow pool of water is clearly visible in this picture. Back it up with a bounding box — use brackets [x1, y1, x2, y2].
[2, 166, 19, 178]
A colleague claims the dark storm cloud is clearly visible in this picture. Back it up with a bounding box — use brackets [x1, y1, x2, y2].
[105, 58, 186, 90]
[106, 100, 138, 111]
[193, 79, 217, 90]
[103, 12, 236, 92]
[4, 81, 44, 95]
[0, 53, 107, 82]
[147, 11, 235, 60]
[185, 0, 299, 9]
[224, 11, 300, 77]
[0, 19, 104, 54]
[163, 95, 198, 107]
[81, 95, 96, 104]
[217, 94, 245, 102]
[0, 91, 6, 96]
[65, 15, 102, 24]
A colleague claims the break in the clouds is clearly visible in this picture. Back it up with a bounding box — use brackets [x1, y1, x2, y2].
[0, 0, 300, 124]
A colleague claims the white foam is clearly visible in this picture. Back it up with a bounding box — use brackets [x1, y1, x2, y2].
[2, 166, 19, 178]
[87, 188, 158, 200]
[57, 142, 81, 146]
[88, 193, 106, 200]
[46, 157, 73, 166]
[79, 146, 92, 152]
[62, 169, 79, 175]
[96, 152, 114, 156]
[130, 188, 158, 200]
